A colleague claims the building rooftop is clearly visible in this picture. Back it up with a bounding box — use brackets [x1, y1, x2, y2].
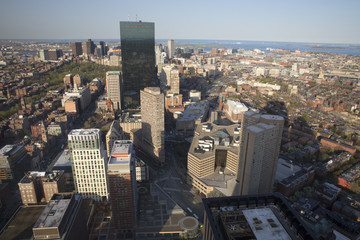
[69, 128, 100, 136]
[242, 208, 291, 240]
[53, 150, 71, 168]
[19, 170, 64, 184]
[144, 87, 161, 95]
[275, 158, 302, 182]
[339, 162, 360, 182]
[190, 122, 240, 159]
[203, 193, 317, 240]
[106, 71, 121, 75]
[226, 99, 248, 114]
[0, 205, 46, 240]
[109, 140, 132, 165]
[178, 101, 209, 122]
[33, 194, 78, 229]
[0, 145, 14, 155]
[120, 112, 141, 123]
[0, 144, 23, 156]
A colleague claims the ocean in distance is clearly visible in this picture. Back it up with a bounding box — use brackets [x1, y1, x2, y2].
[156, 39, 360, 56]
[5, 38, 360, 55]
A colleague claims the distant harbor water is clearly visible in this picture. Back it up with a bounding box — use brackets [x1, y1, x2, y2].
[156, 39, 360, 56]
[3, 39, 360, 56]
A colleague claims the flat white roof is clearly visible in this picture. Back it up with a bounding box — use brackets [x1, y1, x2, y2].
[69, 128, 99, 136]
[246, 125, 264, 133]
[109, 141, 132, 165]
[226, 100, 248, 114]
[0, 145, 14, 155]
[242, 208, 291, 240]
[54, 150, 71, 167]
[275, 158, 302, 182]
[33, 198, 72, 229]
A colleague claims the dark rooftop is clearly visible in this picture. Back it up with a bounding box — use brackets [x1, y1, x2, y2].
[0, 205, 45, 240]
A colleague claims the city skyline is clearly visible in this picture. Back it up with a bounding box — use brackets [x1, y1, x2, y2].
[0, 0, 360, 44]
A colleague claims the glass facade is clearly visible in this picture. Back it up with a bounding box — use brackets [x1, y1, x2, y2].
[120, 21, 156, 109]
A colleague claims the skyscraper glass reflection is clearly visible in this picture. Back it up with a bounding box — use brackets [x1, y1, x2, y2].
[120, 21, 156, 109]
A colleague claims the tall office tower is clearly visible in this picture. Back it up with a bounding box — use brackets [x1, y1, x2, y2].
[236, 111, 284, 195]
[99, 41, 106, 56]
[39, 50, 49, 61]
[68, 129, 109, 201]
[140, 87, 165, 165]
[168, 39, 175, 59]
[82, 39, 95, 55]
[120, 21, 156, 109]
[71, 42, 83, 57]
[106, 71, 122, 111]
[95, 46, 102, 57]
[107, 140, 136, 231]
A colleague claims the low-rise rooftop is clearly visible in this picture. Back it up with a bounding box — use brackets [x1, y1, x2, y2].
[0, 205, 46, 240]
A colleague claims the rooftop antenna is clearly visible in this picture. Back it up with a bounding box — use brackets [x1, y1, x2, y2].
[136, 14, 138, 21]
[128, 15, 130, 21]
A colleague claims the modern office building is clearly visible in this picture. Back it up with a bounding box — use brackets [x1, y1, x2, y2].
[99, 41, 106, 56]
[202, 193, 317, 240]
[68, 129, 109, 201]
[140, 87, 165, 165]
[18, 170, 65, 205]
[107, 140, 136, 230]
[168, 39, 175, 59]
[120, 21, 156, 109]
[82, 39, 95, 55]
[32, 193, 89, 240]
[71, 42, 83, 57]
[106, 71, 122, 111]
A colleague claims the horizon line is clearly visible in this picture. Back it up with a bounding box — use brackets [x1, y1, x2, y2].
[0, 38, 359, 45]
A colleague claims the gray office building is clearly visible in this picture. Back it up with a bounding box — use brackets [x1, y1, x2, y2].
[120, 21, 156, 109]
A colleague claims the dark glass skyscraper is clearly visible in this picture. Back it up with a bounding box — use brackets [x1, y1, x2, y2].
[120, 21, 156, 109]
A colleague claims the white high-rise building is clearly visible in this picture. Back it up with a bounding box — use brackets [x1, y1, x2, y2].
[106, 71, 122, 111]
[168, 39, 175, 59]
[68, 129, 109, 201]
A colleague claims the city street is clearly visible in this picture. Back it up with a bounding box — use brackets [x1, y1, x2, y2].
[152, 141, 204, 224]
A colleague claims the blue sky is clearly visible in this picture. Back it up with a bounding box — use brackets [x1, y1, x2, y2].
[1, 0, 359, 44]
